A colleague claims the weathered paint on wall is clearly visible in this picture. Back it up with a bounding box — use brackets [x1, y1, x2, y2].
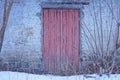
[0, 0, 120, 71]
[0, 0, 43, 71]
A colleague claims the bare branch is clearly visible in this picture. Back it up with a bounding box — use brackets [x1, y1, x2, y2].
[0, 0, 14, 53]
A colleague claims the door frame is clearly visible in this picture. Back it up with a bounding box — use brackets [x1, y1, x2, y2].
[40, 1, 89, 71]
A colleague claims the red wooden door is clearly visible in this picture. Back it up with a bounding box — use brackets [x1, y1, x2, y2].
[43, 9, 80, 73]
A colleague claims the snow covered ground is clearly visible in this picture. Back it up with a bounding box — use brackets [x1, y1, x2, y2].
[0, 71, 120, 80]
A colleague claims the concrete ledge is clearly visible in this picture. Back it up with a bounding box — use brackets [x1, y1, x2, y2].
[41, 1, 89, 9]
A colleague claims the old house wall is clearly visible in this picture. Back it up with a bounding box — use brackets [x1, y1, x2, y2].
[0, 0, 120, 72]
[0, 0, 43, 72]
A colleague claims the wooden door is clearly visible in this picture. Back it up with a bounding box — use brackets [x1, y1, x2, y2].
[43, 9, 80, 74]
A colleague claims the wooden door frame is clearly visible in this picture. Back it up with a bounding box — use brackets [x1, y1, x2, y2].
[40, 1, 89, 71]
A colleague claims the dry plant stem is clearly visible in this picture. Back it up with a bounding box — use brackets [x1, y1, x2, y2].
[99, 0, 104, 58]
[104, 0, 117, 24]
[81, 26, 95, 54]
[92, 0, 101, 56]
[106, 14, 113, 57]
[82, 21, 100, 55]
[104, 0, 114, 72]
[107, 23, 120, 73]
[89, 5, 98, 54]
[0, 0, 14, 53]
[0, 0, 7, 53]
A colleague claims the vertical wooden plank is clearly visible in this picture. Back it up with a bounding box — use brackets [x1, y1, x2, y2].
[74, 9, 80, 70]
[54, 9, 57, 72]
[61, 9, 67, 71]
[49, 9, 56, 73]
[67, 10, 73, 69]
[43, 9, 49, 72]
[69, 9, 74, 69]
[72, 9, 76, 70]
[50, 9, 53, 72]
[71, 9, 74, 70]
[53, 9, 58, 72]
[43, 9, 46, 71]
[59, 10, 63, 69]
[56, 10, 61, 71]
[48, 9, 51, 72]
[66, 9, 69, 70]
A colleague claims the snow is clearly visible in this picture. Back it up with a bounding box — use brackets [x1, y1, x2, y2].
[0, 71, 120, 80]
